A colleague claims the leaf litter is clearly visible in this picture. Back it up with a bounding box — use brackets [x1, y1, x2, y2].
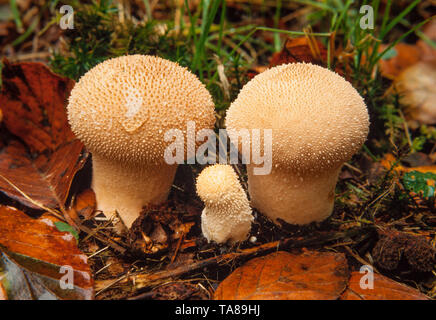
[0, 1, 435, 301]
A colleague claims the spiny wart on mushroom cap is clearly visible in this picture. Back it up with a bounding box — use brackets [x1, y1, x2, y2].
[67, 55, 216, 228]
[68, 55, 215, 165]
[196, 164, 253, 244]
[226, 62, 369, 174]
[225, 63, 369, 226]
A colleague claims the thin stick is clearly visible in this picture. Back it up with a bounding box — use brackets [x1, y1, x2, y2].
[95, 226, 374, 292]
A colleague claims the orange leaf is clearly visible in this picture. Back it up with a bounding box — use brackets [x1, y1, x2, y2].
[381, 153, 436, 174]
[70, 189, 96, 221]
[0, 60, 88, 209]
[379, 43, 421, 79]
[341, 272, 429, 300]
[379, 20, 436, 80]
[269, 37, 349, 79]
[0, 206, 93, 299]
[270, 37, 328, 67]
[214, 250, 349, 300]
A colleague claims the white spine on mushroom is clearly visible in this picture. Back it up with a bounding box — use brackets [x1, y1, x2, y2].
[196, 164, 253, 244]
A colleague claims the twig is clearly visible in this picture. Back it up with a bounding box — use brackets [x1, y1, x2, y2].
[95, 226, 375, 292]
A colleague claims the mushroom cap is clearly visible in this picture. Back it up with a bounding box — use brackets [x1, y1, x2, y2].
[67, 55, 215, 164]
[225, 63, 369, 173]
[196, 164, 245, 207]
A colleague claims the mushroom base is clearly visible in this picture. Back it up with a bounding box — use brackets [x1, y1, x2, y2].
[91, 154, 178, 228]
[201, 207, 253, 244]
[247, 164, 341, 225]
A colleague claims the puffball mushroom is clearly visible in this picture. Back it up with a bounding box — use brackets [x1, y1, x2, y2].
[67, 55, 215, 227]
[196, 164, 253, 243]
[225, 63, 369, 225]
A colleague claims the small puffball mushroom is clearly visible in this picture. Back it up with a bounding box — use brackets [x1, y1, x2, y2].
[225, 63, 369, 225]
[67, 55, 215, 227]
[196, 164, 253, 244]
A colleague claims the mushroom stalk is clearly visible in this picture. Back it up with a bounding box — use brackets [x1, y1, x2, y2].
[92, 154, 177, 227]
[247, 164, 341, 225]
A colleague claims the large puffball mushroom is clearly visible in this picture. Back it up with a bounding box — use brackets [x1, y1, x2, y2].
[225, 63, 369, 226]
[196, 164, 253, 244]
[67, 55, 215, 228]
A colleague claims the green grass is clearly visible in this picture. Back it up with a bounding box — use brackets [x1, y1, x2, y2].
[49, 0, 431, 157]
[50, 0, 259, 111]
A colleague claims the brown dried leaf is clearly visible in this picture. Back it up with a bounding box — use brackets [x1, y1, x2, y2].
[372, 229, 435, 272]
[0, 60, 88, 209]
[70, 189, 96, 220]
[214, 250, 349, 300]
[379, 43, 422, 79]
[0, 206, 93, 300]
[270, 37, 328, 67]
[269, 37, 349, 79]
[380, 21, 436, 80]
[394, 61, 436, 125]
[341, 272, 429, 300]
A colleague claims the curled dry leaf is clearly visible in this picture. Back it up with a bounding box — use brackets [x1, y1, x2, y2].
[70, 188, 96, 221]
[269, 37, 350, 79]
[379, 20, 436, 80]
[341, 272, 429, 300]
[214, 250, 349, 300]
[379, 43, 422, 79]
[270, 37, 328, 67]
[0, 60, 88, 209]
[372, 229, 435, 272]
[381, 153, 436, 175]
[128, 200, 199, 255]
[394, 61, 436, 126]
[0, 206, 93, 300]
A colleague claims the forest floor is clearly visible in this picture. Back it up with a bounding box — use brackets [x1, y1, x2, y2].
[0, 0, 435, 300]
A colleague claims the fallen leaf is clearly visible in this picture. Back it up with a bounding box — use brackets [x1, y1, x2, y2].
[402, 152, 434, 167]
[270, 37, 328, 67]
[341, 272, 429, 300]
[379, 43, 421, 79]
[214, 250, 349, 300]
[269, 36, 350, 79]
[381, 154, 436, 203]
[0, 60, 88, 209]
[372, 228, 435, 272]
[128, 200, 199, 255]
[70, 189, 96, 221]
[0, 206, 93, 300]
[403, 171, 436, 199]
[379, 20, 436, 80]
[381, 153, 436, 174]
[394, 61, 436, 125]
